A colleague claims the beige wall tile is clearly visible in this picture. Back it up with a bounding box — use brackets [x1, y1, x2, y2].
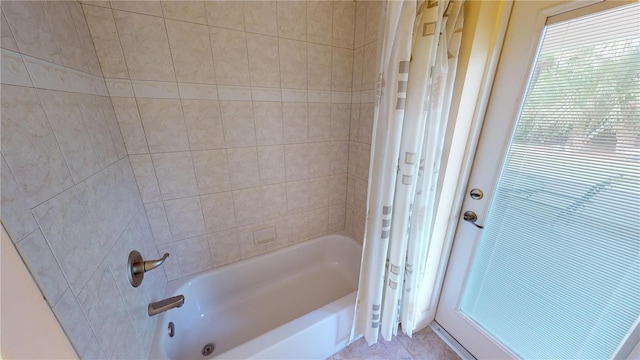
[17, 229, 69, 307]
[308, 43, 331, 90]
[37, 89, 101, 183]
[308, 177, 329, 209]
[111, 97, 149, 154]
[226, 147, 260, 190]
[152, 151, 199, 200]
[247, 33, 280, 88]
[332, 1, 355, 49]
[232, 187, 263, 226]
[192, 149, 231, 194]
[110, 1, 163, 17]
[284, 143, 309, 181]
[308, 103, 331, 142]
[330, 140, 350, 175]
[82, 5, 129, 78]
[352, 46, 363, 92]
[2, 1, 62, 64]
[69, 2, 103, 77]
[166, 20, 215, 84]
[209, 228, 240, 267]
[349, 102, 360, 141]
[361, 42, 377, 91]
[161, 1, 206, 24]
[1, 85, 73, 207]
[201, 192, 236, 232]
[358, 102, 374, 143]
[283, 102, 308, 143]
[328, 203, 346, 232]
[331, 103, 351, 141]
[328, 174, 348, 205]
[354, 1, 367, 49]
[182, 99, 225, 150]
[308, 207, 328, 238]
[173, 235, 212, 276]
[137, 98, 189, 153]
[98, 97, 127, 159]
[144, 201, 173, 244]
[1, 10, 18, 51]
[209, 27, 250, 86]
[42, 2, 88, 73]
[309, 142, 332, 177]
[286, 179, 309, 213]
[113, 10, 175, 81]
[307, 1, 332, 45]
[164, 196, 206, 240]
[0, 155, 38, 242]
[75, 94, 118, 169]
[261, 183, 287, 220]
[287, 211, 309, 243]
[332, 47, 353, 91]
[364, 1, 382, 45]
[32, 187, 102, 295]
[253, 101, 284, 146]
[52, 290, 93, 355]
[205, 1, 244, 31]
[279, 39, 307, 90]
[257, 145, 285, 185]
[277, 1, 306, 41]
[76, 263, 129, 355]
[129, 154, 162, 203]
[243, 1, 277, 37]
[220, 101, 256, 148]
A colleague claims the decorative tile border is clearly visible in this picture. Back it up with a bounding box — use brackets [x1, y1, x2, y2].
[105, 79, 134, 97]
[1, 49, 32, 87]
[178, 83, 219, 100]
[131, 80, 179, 99]
[1, 49, 108, 96]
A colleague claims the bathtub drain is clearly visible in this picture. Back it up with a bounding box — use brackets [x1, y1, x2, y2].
[202, 342, 215, 356]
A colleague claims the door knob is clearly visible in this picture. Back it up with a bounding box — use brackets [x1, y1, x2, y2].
[463, 211, 484, 229]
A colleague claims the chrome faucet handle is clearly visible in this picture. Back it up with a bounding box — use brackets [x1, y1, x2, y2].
[128, 250, 169, 288]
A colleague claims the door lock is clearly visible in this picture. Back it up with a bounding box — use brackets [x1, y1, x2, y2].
[463, 211, 484, 229]
[469, 188, 484, 200]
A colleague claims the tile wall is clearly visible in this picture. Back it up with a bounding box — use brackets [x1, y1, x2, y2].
[346, 0, 380, 242]
[0, 1, 166, 358]
[81, 0, 381, 281]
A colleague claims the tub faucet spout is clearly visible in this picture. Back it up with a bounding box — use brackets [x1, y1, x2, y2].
[148, 295, 185, 317]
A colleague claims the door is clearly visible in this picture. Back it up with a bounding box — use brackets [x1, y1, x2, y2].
[436, 1, 640, 359]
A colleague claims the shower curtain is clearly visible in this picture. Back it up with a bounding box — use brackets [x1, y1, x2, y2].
[352, 0, 464, 344]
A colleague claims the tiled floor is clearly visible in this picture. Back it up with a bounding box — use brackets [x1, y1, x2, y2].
[330, 325, 461, 360]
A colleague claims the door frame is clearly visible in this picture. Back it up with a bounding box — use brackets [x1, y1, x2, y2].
[434, 1, 640, 359]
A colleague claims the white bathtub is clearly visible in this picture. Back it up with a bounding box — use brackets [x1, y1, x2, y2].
[148, 233, 362, 359]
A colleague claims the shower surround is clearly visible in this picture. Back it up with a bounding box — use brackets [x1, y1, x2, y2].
[0, 0, 379, 358]
[81, 0, 379, 280]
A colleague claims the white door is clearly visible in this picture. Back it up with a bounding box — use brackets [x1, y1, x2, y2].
[436, 1, 640, 359]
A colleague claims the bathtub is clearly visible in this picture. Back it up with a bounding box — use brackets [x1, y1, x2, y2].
[148, 233, 362, 359]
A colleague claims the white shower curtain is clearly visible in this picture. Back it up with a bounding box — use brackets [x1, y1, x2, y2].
[352, 0, 464, 344]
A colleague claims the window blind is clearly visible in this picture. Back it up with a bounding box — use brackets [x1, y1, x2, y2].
[460, 3, 640, 358]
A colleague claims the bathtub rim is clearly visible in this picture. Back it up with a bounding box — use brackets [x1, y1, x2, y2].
[162, 230, 360, 296]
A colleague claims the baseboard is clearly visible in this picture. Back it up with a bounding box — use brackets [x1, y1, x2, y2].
[429, 321, 476, 360]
